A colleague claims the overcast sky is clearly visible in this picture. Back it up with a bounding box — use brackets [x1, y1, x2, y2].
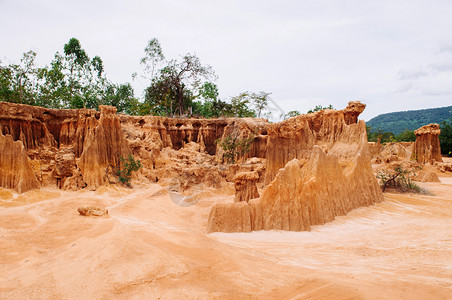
[1, 0, 452, 120]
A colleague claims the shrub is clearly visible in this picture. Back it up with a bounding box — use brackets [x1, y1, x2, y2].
[376, 164, 422, 193]
[307, 104, 334, 113]
[216, 134, 255, 164]
[115, 154, 142, 186]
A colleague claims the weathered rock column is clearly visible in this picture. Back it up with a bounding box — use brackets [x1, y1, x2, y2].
[233, 171, 260, 202]
[0, 131, 40, 193]
[412, 124, 442, 164]
[207, 102, 384, 233]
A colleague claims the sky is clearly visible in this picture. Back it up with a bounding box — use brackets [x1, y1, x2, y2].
[1, 0, 452, 121]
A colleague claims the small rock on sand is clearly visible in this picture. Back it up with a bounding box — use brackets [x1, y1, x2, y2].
[77, 207, 108, 216]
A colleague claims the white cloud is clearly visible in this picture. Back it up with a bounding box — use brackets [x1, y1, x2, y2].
[1, 0, 452, 120]
[398, 69, 429, 80]
[429, 62, 452, 73]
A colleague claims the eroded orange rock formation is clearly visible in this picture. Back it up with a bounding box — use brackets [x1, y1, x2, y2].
[264, 102, 366, 185]
[79, 106, 132, 189]
[370, 142, 414, 164]
[233, 171, 260, 202]
[0, 102, 135, 190]
[208, 102, 384, 233]
[0, 131, 40, 193]
[0, 101, 269, 192]
[0, 100, 383, 234]
[118, 114, 268, 188]
[77, 206, 108, 216]
[412, 124, 443, 164]
[414, 170, 440, 183]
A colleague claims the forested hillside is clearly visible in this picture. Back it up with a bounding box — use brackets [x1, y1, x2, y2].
[367, 106, 452, 135]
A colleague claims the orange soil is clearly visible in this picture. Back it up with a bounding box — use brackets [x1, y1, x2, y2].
[1, 178, 451, 299]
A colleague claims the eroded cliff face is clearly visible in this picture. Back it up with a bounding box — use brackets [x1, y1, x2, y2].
[1, 101, 386, 233]
[412, 124, 442, 164]
[0, 102, 269, 192]
[370, 142, 414, 164]
[207, 102, 384, 233]
[79, 106, 132, 189]
[0, 102, 135, 190]
[233, 171, 260, 203]
[118, 114, 268, 187]
[0, 100, 383, 234]
[264, 101, 366, 185]
[0, 131, 40, 193]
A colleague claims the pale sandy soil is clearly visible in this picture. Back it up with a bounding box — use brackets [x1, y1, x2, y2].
[1, 177, 451, 299]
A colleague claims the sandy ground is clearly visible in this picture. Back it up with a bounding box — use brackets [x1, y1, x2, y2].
[1, 176, 451, 299]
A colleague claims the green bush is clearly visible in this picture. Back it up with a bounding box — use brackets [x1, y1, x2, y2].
[217, 134, 255, 164]
[376, 164, 422, 193]
[307, 104, 334, 113]
[115, 154, 142, 186]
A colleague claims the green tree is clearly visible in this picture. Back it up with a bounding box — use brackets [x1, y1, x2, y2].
[64, 38, 89, 67]
[63, 38, 88, 106]
[198, 81, 219, 101]
[307, 104, 334, 113]
[138, 38, 217, 116]
[144, 54, 215, 116]
[230, 92, 256, 117]
[60, 38, 111, 109]
[166, 54, 215, 115]
[284, 110, 301, 119]
[439, 118, 452, 155]
[139, 38, 165, 79]
[367, 126, 396, 143]
[252, 91, 271, 118]
[191, 82, 240, 118]
[1, 39, 139, 113]
[217, 134, 255, 164]
[102, 83, 140, 115]
[395, 129, 416, 142]
[36, 53, 68, 108]
[0, 64, 14, 102]
[115, 155, 142, 187]
[191, 82, 221, 118]
[143, 73, 179, 115]
[0, 51, 40, 105]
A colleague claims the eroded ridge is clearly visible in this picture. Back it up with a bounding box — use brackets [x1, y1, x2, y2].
[207, 102, 383, 232]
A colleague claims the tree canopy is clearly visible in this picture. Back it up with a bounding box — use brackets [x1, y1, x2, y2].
[367, 106, 452, 135]
[307, 104, 334, 113]
[0, 37, 139, 112]
[439, 118, 452, 155]
[0, 37, 267, 119]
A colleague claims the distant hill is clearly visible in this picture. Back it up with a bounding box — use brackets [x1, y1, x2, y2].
[367, 106, 452, 135]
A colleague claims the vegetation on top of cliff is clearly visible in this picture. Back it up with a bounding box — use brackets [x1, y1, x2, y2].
[307, 104, 334, 113]
[136, 38, 271, 118]
[0, 39, 139, 114]
[280, 105, 334, 120]
[283, 110, 301, 119]
[0, 37, 270, 119]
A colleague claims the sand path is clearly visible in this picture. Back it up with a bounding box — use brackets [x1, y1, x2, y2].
[1, 179, 451, 299]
